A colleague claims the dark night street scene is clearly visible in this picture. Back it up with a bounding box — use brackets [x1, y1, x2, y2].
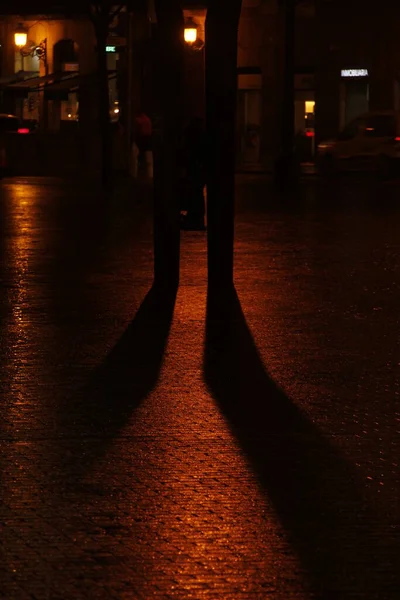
[0, 1, 399, 599]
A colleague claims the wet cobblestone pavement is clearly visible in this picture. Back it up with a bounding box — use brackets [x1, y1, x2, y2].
[0, 176, 399, 599]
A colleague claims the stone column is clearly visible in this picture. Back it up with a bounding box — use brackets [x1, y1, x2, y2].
[205, 0, 242, 289]
[152, 0, 184, 289]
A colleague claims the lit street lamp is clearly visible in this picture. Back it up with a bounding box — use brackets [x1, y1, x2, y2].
[14, 24, 28, 48]
[184, 18, 198, 44]
[14, 23, 48, 75]
[184, 17, 204, 51]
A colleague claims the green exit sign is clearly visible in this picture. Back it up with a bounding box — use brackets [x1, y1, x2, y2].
[106, 45, 116, 53]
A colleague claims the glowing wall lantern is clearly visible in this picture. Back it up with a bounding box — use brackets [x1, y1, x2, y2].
[184, 18, 198, 44]
[14, 24, 28, 48]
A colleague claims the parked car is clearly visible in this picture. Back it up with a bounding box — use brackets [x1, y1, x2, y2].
[0, 113, 30, 178]
[316, 111, 400, 178]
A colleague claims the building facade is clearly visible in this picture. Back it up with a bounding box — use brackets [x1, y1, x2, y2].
[235, 0, 400, 169]
[236, 0, 316, 170]
[315, 0, 400, 144]
[0, 4, 139, 175]
[0, 1, 317, 174]
[6, 1, 398, 175]
[0, 12, 127, 131]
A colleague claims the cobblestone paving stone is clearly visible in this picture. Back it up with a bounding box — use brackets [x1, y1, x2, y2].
[0, 176, 399, 599]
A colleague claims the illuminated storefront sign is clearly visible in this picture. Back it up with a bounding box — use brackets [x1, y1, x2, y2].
[341, 69, 369, 78]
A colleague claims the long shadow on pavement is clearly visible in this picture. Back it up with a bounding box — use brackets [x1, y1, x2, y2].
[57, 284, 177, 477]
[204, 288, 399, 600]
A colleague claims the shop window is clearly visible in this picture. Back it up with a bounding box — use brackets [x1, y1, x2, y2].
[344, 80, 369, 125]
[22, 92, 39, 122]
[107, 52, 119, 108]
[61, 93, 79, 121]
[237, 89, 261, 165]
[305, 100, 315, 134]
[15, 50, 39, 74]
[305, 100, 315, 114]
[294, 98, 315, 160]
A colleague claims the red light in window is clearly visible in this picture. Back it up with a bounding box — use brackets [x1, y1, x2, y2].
[18, 128, 30, 134]
[306, 131, 315, 137]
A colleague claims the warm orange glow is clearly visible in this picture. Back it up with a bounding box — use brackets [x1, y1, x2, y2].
[15, 31, 27, 48]
[305, 100, 315, 114]
[184, 27, 197, 44]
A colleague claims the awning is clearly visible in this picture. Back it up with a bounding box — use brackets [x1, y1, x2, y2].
[3, 71, 116, 98]
[0, 72, 42, 89]
[6, 73, 76, 93]
[44, 75, 80, 94]
[44, 72, 117, 97]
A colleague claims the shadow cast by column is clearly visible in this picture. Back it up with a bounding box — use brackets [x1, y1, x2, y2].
[204, 287, 399, 599]
[56, 283, 177, 479]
